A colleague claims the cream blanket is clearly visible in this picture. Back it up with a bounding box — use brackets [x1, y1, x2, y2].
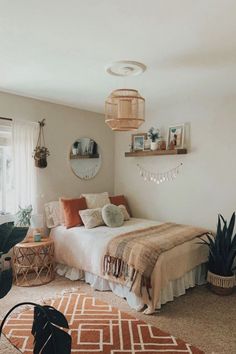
[104, 223, 208, 298]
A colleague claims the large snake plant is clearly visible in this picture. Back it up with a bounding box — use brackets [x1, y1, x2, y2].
[198, 212, 236, 276]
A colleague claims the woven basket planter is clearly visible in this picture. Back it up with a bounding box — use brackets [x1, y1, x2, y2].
[207, 271, 235, 295]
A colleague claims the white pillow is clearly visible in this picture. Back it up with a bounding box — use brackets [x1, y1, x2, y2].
[119, 204, 130, 221]
[44, 201, 61, 228]
[79, 208, 104, 229]
[81, 192, 110, 209]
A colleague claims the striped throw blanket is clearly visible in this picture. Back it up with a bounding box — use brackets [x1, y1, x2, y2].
[103, 223, 208, 298]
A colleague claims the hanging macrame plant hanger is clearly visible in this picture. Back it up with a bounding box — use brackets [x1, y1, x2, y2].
[33, 119, 50, 168]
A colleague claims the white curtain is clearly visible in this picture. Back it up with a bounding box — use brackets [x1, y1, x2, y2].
[12, 119, 39, 213]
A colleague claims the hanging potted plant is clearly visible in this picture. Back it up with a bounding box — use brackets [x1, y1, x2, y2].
[147, 127, 160, 151]
[198, 212, 236, 295]
[33, 119, 50, 168]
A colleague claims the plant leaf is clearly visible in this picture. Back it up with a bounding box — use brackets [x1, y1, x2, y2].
[0, 269, 13, 299]
[0, 222, 14, 251]
[32, 305, 71, 354]
[0, 224, 28, 254]
[45, 324, 71, 354]
[32, 307, 52, 354]
[41, 306, 69, 329]
[227, 212, 235, 241]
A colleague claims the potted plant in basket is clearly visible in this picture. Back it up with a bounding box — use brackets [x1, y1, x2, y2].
[198, 212, 236, 295]
[147, 127, 160, 151]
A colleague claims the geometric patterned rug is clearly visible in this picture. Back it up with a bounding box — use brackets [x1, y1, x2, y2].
[2, 291, 204, 353]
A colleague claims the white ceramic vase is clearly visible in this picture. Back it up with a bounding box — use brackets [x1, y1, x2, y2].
[150, 141, 158, 151]
[144, 139, 151, 150]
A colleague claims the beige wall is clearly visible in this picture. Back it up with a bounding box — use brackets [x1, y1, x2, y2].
[0, 92, 114, 212]
[1, 90, 235, 230]
[114, 95, 236, 229]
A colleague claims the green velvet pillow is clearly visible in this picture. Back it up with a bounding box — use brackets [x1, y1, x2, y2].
[102, 204, 124, 228]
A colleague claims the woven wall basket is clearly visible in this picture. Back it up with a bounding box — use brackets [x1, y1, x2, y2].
[207, 271, 235, 295]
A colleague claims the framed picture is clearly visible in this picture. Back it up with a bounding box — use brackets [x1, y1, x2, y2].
[167, 124, 185, 149]
[132, 133, 147, 151]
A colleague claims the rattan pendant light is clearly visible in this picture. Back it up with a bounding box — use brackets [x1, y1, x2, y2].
[105, 61, 146, 131]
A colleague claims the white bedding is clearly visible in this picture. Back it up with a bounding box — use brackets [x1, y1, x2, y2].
[50, 218, 208, 313]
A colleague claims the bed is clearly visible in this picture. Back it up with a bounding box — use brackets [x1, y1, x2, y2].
[50, 217, 208, 314]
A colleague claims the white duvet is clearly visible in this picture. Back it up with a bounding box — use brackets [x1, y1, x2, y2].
[50, 218, 208, 311]
[50, 218, 160, 276]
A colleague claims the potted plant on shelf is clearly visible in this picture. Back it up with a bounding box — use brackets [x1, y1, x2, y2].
[198, 212, 236, 295]
[147, 127, 160, 151]
[72, 140, 79, 155]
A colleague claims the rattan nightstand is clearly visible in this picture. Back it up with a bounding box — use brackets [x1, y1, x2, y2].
[13, 239, 55, 287]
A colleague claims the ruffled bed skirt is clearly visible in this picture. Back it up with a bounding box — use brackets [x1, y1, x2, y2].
[56, 263, 207, 311]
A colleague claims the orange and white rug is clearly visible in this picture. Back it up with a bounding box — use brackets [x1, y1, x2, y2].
[2, 291, 203, 353]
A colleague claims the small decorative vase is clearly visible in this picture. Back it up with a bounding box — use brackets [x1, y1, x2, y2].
[207, 271, 235, 295]
[150, 141, 158, 151]
[72, 148, 78, 155]
[158, 140, 166, 150]
[168, 141, 176, 150]
[144, 139, 151, 150]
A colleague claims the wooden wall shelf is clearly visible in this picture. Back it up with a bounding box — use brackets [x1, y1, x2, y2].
[125, 148, 187, 157]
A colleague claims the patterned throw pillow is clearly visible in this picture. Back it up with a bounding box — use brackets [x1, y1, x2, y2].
[102, 204, 124, 228]
[118, 205, 130, 221]
[44, 201, 61, 228]
[79, 208, 104, 229]
[81, 192, 110, 209]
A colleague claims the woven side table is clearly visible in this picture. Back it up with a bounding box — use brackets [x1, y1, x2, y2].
[13, 239, 55, 287]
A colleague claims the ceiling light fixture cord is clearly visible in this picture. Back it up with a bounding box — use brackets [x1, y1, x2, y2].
[137, 163, 183, 184]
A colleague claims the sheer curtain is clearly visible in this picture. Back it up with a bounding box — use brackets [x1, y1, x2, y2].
[12, 119, 39, 213]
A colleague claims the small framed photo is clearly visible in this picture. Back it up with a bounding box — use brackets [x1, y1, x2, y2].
[167, 124, 185, 149]
[132, 133, 147, 151]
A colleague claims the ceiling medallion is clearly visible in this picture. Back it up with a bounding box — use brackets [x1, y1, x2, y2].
[105, 61, 146, 132]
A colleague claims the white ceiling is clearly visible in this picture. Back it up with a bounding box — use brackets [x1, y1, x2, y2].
[0, 0, 235, 113]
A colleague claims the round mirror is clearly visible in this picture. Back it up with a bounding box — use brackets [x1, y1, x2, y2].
[69, 138, 101, 180]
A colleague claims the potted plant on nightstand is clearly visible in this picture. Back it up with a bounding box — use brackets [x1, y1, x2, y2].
[199, 212, 236, 295]
[15, 205, 33, 227]
[147, 127, 160, 150]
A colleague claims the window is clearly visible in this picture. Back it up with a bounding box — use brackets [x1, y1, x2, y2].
[0, 123, 14, 214]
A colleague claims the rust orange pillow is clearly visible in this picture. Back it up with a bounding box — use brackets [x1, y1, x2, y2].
[109, 195, 132, 216]
[60, 197, 87, 228]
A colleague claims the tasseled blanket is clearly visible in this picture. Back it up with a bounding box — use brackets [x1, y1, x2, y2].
[103, 223, 208, 299]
